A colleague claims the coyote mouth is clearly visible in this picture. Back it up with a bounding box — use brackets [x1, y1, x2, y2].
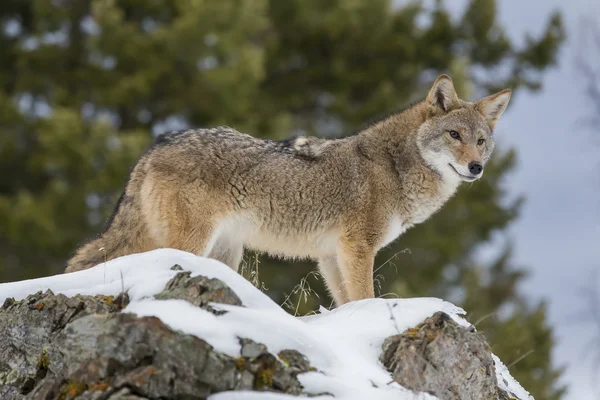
[448, 164, 477, 182]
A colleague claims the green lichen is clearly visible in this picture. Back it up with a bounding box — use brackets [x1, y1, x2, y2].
[3, 370, 22, 385]
[405, 327, 420, 337]
[277, 352, 290, 367]
[37, 350, 50, 370]
[254, 364, 274, 390]
[99, 295, 115, 305]
[404, 321, 440, 342]
[235, 357, 246, 370]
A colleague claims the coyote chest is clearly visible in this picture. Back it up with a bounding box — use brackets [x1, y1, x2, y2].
[405, 173, 462, 225]
[380, 216, 409, 248]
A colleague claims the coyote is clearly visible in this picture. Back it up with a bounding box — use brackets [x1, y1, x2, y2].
[66, 75, 511, 306]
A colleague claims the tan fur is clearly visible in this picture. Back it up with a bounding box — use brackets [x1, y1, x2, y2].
[66, 75, 511, 306]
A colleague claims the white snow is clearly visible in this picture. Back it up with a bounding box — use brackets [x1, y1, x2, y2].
[0, 249, 533, 400]
[493, 354, 535, 400]
[209, 393, 332, 400]
[0, 249, 280, 311]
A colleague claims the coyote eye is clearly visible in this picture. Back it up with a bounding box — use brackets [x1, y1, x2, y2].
[449, 130, 461, 140]
[477, 138, 485, 146]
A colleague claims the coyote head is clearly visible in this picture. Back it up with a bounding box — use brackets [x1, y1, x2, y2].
[417, 75, 511, 182]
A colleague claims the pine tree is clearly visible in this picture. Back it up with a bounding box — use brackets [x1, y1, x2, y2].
[0, 0, 277, 279]
[0, 1, 565, 398]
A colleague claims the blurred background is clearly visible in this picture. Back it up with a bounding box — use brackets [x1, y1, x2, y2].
[0, 0, 599, 399]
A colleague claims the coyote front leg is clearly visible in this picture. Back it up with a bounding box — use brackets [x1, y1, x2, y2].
[337, 238, 375, 302]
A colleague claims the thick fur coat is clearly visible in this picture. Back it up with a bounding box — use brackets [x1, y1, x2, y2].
[66, 75, 511, 305]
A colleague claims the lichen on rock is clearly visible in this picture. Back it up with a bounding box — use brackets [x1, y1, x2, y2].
[380, 311, 513, 400]
[0, 263, 529, 400]
[0, 270, 311, 399]
[0, 289, 129, 399]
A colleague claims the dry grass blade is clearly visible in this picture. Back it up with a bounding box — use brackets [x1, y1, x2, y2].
[99, 247, 107, 284]
[240, 253, 268, 292]
[507, 349, 534, 370]
[281, 270, 321, 316]
[373, 249, 410, 275]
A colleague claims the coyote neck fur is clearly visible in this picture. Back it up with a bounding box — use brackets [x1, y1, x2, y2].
[355, 101, 459, 223]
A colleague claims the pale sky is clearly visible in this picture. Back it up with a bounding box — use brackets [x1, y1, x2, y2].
[470, 1, 600, 398]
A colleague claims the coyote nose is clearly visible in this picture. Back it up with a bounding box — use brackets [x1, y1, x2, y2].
[468, 161, 483, 175]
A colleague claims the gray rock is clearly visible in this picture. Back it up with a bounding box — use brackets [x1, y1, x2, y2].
[241, 338, 269, 360]
[155, 271, 242, 314]
[380, 311, 511, 400]
[0, 290, 128, 399]
[277, 350, 311, 372]
[23, 313, 307, 399]
[0, 272, 311, 399]
[0, 271, 524, 400]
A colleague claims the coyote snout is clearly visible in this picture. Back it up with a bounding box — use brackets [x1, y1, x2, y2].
[449, 135, 486, 181]
[449, 163, 481, 182]
[448, 145, 485, 182]
[66, 74, 511, 307]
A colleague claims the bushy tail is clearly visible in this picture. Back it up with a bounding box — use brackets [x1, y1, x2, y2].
[65, 190, 149, 273]
[65, 233, 114, 273]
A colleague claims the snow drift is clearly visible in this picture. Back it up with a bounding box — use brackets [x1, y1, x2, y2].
[0, 249, 532, 400]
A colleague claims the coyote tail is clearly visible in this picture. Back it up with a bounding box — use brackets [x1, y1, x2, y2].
[65, 182, 148, 273]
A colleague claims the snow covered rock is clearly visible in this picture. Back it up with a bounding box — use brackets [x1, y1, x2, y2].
[27, 313, 310, 399]
[0, 270, 309, 399]
[0, 249, 534, 400]
[380, 311, 512, 400]
[155, 269, 243, 313]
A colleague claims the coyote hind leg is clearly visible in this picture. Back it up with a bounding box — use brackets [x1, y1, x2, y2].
[151, 188, 219, 257]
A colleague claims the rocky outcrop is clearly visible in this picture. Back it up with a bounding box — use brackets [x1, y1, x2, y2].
[0, 290, 129, 400]
[0, 272, 312, 400]
[380, 312, 513, 400]
[27, 314, 311, 399]
[154, 269, 242, 314]
[0, 269, 522, 400]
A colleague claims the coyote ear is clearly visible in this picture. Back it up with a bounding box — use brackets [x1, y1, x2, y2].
[426, 74, 459, 114]
[475, 89, 512, 130]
